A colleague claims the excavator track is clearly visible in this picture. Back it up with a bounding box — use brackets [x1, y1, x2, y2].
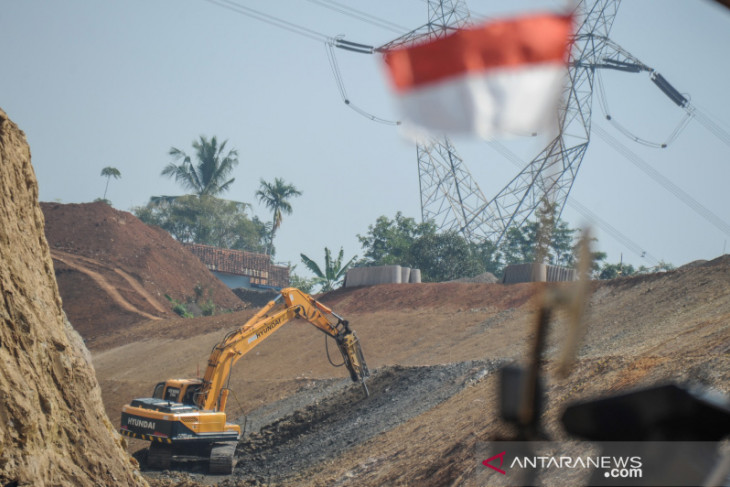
[209, 442, 237, 474]
[146, 443, 172, 470]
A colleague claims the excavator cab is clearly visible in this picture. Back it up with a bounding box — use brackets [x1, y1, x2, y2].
[152, 379, 204, 406]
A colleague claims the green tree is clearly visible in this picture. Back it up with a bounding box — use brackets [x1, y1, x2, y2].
[474, 239, 504, 277]
[501, 204, 577, 267]
[162, 135, 238, 197]
[300, 247, 357, 292]
[551, 219, 578, 266]
[598, 261, 636, 280]
[357, 212, 436, 267]
[410, 232, 485, 282]
[653, 260, 675, 272]
[597, 259, 673, 280]
[587, 249, 608, 276]
[134, 195, 267, 252]
[255, 177, 302, 256]
[288, 265, 317, 294]
[100, 166, 121, 201]
[501, 223, 539, 265]
[357, 213, 497, 282]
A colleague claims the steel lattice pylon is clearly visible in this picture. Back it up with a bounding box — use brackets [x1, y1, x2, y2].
[380, 0, 622, 245]
[479, 0, 621, 245]
[416, 137, 501, 241]
[380, 1, 498, 241]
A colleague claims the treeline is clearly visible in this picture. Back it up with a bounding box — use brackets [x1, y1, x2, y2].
[113, 135, 671, 293]
[131, 136, 300, 258]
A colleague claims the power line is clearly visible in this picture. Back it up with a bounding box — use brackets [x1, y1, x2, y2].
[593, 123, 730, 238]
[411, 0, 494, 23]
[203, 0, 393, 125]
[204, 0, 410, 45]
[324, 40, 400, 125]
[568, 198, 660, 266]
[304, 0, 409, 34]
[595, 70, 693, 149]
[693, 108, 730, 149]
[203, 0, 330, 43]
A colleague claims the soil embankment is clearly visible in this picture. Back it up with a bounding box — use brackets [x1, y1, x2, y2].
[0, 108, 147, 486]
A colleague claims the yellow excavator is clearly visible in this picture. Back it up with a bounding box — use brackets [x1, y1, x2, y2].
[119, 287, 369, 474]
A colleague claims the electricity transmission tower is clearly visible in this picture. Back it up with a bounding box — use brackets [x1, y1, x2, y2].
[379, 0, 624, 245]
[379, 0, 495, 242]
[480, 0, 622, 245]
[350, 0, 722, 251]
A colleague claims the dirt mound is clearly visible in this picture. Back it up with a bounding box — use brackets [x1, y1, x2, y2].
[0, 108, 146, 486]
[229, 361, 501, 485]
[320, 281, 537, 313]
[41, 201, 244, 347]
[449, 272, 500, 283]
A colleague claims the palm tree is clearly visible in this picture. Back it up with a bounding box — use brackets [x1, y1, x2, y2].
[100, 166, 121, 200]
[255, 177, 302, 255]
[162, 136, 238, 197]
[300, 247, 357, 292]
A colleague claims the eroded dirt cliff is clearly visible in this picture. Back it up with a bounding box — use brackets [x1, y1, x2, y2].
[0, 108, 147, 486]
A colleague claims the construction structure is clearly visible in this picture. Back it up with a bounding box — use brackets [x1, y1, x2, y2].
[185, 243, 289, 290]
[345, 265, 422, 288]
[501, 263, 577, 284]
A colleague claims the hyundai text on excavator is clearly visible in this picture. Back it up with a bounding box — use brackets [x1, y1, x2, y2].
[119, 287, 369, 474]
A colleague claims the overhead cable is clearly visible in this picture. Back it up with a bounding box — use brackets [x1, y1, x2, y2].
[304, 0, 409, 34]
[567, 199, 660, 266]
[594, 70, 692, 149]
[593, 124, 730, 238]
[693, 108, 730, 149]
[203, 0, 330, 43]
[325, 40, 400, 126]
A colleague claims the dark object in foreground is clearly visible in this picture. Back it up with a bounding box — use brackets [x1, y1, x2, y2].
[562, 383, 730, 441]
[561, 384, 730, 486]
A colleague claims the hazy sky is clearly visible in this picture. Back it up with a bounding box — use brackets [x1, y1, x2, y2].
[2, 0, 729, 276]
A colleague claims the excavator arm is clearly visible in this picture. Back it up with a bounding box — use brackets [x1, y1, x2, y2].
[198, 287, 370, 411]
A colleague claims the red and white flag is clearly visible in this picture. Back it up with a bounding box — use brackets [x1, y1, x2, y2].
[382, 12, 574, 139]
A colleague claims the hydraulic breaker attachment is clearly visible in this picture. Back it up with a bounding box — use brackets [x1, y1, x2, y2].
[339, 330, 370, 396]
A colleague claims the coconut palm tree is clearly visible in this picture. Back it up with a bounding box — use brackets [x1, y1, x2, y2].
[255, 177, 302, 255]
[162, 136, 238, 197]
[100, 166, 121, 200]
[300, 247, 357, 292]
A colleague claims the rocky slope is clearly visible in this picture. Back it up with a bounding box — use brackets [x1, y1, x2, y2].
[0, 108, 147, 486]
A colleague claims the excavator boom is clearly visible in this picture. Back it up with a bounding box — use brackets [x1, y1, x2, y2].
[198, 287, 369, 411]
